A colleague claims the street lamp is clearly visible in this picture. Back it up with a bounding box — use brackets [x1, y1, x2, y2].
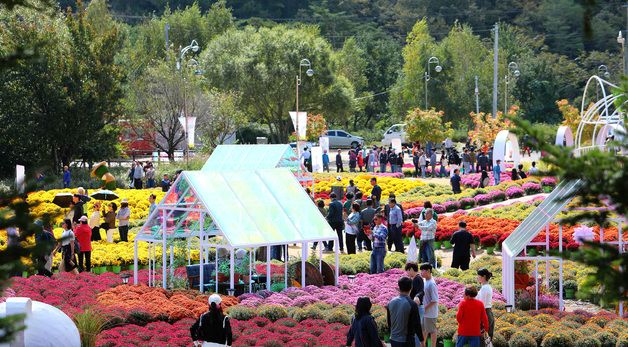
[177, 40, 200, 167]
[295, 58, 314, 156]
[504, 62, 520, 114]
[424, 56, 442, 109]
[598, 64, 610, 79]
[618, 31, 626, 75]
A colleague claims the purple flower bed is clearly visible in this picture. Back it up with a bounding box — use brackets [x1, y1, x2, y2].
[461, 172, 511, 188]
[505, 186, 525, 199]
[373, 172, 405, 178]
[522, 182, 542, 195]
[488, 190, 506, 201]
[459, 197, 475, 209]
[432, 203, 446, 214]
[541, 177, 557, 187]
[474, 194, 492, 206]
[405, 207, 423, 218]
[443, 200, 461, 212]
[238, 269, 505, 310]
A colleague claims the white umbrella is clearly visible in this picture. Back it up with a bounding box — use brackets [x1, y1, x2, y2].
[407, 236, 418, 263]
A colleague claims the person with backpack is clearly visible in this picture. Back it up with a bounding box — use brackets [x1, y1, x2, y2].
[191, 294, 233, 347]
[35, 220, 55, 276]
[379, 149, 388, 173]
[74, 216, 92, 272]
[387, 277, 424, 347]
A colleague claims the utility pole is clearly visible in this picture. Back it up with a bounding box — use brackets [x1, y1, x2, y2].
[475, 75, 480, 115]
[492, 23, 499, 118]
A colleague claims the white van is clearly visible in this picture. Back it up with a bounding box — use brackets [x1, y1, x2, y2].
[381, 124, 407, 146]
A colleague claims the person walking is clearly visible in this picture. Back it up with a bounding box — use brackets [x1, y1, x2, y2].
[455, 286, 489, 347]
[368, 150, 377, 173]
[439, 152, 447, 178]
[327, 193, 344, 252]
[349, 150, 357, 172]
[59, 219, 78, 274]
[389, 150, 398, 173]
[412, 149, 420, 177]
[345, 203, 361, 254]
[396, 152, 404, 173]
[103, 202, 117, 243]
[63, 165, 71, 188]
[71, 194, 87, 226]
[370, 177, 382, 208]
[369, 214, 388, 274]
[346, 297, 382, 347]
[312, 200, 328, 250]
[406, 262, 425, 346]
[117, 199, 131, 242]
[359, 199, 376, 251]
[74, 216, 92, 273]
[417, 209, 437, 267]
[487, 147, 493, 171]
[89, 202, 102, 241]
[461, 149, 471, 175]
[387, 199, 404, 253]
[190, 294, 233, 347]
[450, 169, 462, 194]
[492, 160, 501, 185]
[450, 221, 476, 270]
[477, 268, 495, 339]
[430, 151, 437, 178]
[300, 147, 312, 172]
[346, 180, 357, 196]
[420, 263, 439, 347]
[161, 174, 171, 192]
[379, 149, 388, 173]
[386, 277, 424, 347]
[145, 163, 156, 188]
[419, 152, 427, 179]
[133, 161, 144, 189]
[336, 149, 344, 172]
[357, 150, 365, 172]
[477, 152, 488, 173]
[35, 221, 55, 276]
[322, 150, 330, 172]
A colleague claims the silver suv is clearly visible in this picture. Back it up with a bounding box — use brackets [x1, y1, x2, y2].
[324, 130, 364, 148]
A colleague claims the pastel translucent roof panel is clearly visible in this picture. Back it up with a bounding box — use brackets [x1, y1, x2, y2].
[184, 169, 336, 248]
[201, 144, 296, 172]
[502, 179, 583, 257]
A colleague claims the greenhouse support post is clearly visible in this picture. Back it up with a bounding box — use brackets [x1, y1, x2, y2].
[133, 238, 138, 285]
[230, 248, 235, 291]
[266, 247, 271, 289]
[301, 242, 307, 288]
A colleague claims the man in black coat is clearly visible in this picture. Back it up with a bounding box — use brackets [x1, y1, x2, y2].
[326, 192, 344, 252]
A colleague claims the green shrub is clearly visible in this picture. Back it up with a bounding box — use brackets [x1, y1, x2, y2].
[308, 302, 333, 312]
[498, 326, 517, 342]
[508, 331, 537, 347]
[526, 327, 549, 345]
[286, 307, 304, 321]
[563, 313, 587, 325]
[594, 331, 617, 347]
[339, 262, 356, 275]
[499, 313, 518, 325]
[514, 316, 532, 327]
[560, 319, 583, 329]
[437, 322, 456, 340]
[590, 316, 612, 328]
[581, 323, 603, 336]
[533, 313, 557, 325]
[541, 332, 575, 347]
[73, 309, 109, 347]
[324, 308, 351, 325]
[605, 319, 628, 336]
[375, 314, 388, 339]
[292, 306, 324, 321]
[492, 332, 509, 347]
[227, 306, 256, 321]
[270, 282, 286, 292]
[616, 333, 628, 347]
[352, 260, 370, 274]
[256, 305, 288, 322]
[575, 336, 602, 347]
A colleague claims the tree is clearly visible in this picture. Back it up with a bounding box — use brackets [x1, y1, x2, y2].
[333, 37, 368, 128]
[405, 108, 453, 144]
[306, 113, 328, 141]
[467, 106, 518, 145]
[196, 90, 247, 152]
[127, 59, 191, 161]
[199, 25, 354, 142]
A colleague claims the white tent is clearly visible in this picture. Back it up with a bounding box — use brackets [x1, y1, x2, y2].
[134, 167, 338, 292]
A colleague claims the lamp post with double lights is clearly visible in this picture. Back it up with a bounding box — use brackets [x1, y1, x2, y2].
[504, 62, 520, 114]
[295, 58, 314, 156]
[177, 40, 199, 167]
[424, 56, 442, 109]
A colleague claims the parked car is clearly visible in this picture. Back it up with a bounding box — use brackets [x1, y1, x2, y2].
[324, 130, 364, 148]
[381, 123, 407, 146]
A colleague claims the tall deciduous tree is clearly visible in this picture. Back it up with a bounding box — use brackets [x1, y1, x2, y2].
[199, 25, 354, 142]
[196, 90, 247, 152]
[467, 107, 518, 145]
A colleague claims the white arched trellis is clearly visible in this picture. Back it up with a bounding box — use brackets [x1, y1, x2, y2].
[555, 125, 574, 147]
[575, 75, 626, 156]
[493, 130, 521, 167]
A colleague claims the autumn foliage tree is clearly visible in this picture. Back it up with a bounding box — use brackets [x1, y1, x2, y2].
[468, 106, 519, 144]
[306, 113, 328, 141]
[405, 108, 453, 144]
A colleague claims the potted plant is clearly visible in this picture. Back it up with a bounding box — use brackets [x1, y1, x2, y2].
[480, 235, 497, 254]
[214, 259, 230, 282]
[564, 280, 578, 299]
[527, 246, 537, 256]
[235, 253, 251, 283]
[433, 232, 443, 249]
[438, 322, 456, 347]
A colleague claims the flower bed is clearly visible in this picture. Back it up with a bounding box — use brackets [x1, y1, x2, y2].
[238, 269, 505, 310]
[312, 173, 423, 199]
[27, 188, 166, 224]
[96, 284, 239, 322]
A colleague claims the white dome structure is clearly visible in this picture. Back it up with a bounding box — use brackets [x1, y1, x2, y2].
[0, 298, 80, 347]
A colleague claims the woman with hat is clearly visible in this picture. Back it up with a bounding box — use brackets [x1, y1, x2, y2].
[89, 202, 102, 241]
[190, 294, 233, 347]
[116, 199, 131, 242]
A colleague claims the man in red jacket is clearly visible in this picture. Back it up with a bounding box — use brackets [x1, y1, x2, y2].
[456, 286, 489, 347]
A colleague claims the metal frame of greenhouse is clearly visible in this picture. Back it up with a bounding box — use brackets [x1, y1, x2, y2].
[134, 145, 337, 294]
[502, 75, 626, 315]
